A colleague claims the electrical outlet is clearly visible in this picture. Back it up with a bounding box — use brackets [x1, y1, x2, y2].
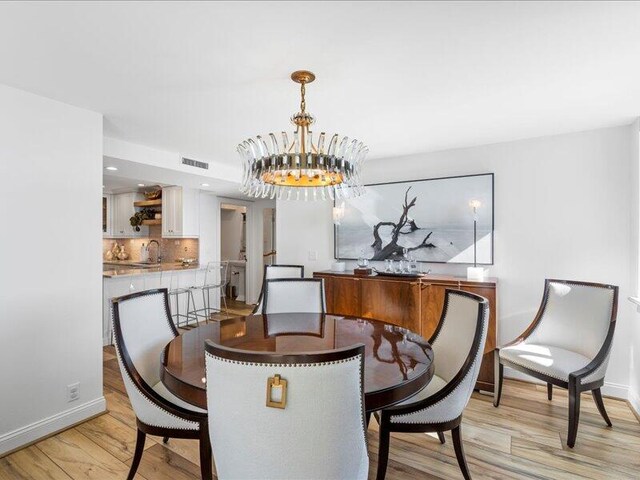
[67, 382, 80, 402]
[308, 250, 318, 261]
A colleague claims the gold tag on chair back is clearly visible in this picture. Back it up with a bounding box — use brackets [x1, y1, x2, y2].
[266, 374, 288, 409]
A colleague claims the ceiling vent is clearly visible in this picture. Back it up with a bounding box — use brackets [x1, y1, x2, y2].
[181, 157, 209, 170]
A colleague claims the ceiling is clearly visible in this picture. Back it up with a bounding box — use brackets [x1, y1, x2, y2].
[102, 175, 157, 195]
[1, 1, 640, 169]
[102, 157, 241, 197]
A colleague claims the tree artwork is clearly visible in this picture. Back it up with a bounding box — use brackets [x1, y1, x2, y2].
[370, 187, 436, 260]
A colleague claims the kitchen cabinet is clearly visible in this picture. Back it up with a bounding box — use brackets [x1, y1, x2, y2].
[162, 186, 199, 238]
[111, 192, 148, 238]
[314, 270, 497, 393]
[102, 194, 113, 238]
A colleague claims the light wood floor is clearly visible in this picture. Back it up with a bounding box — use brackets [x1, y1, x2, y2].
[2, 321, 639, 479]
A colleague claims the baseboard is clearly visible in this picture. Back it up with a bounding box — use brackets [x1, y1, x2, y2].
[0, 396, 106, 457]
[629, 389, 640, 422]
[504, 368, 629, 399]
[602, 381, 629, 399]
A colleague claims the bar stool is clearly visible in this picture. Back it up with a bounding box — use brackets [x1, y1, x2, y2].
[168, 268, 198, 329]
[190, 261, 229, 322]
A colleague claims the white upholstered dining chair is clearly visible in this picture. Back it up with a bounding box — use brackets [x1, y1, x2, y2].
[375, 290, 489, 480]
[253, 264, 305, 313]
[204, 341, 369, 480]
[262, 278, 326, 314]
[494, 279, 618, 448]
[111, 289, 212, 480]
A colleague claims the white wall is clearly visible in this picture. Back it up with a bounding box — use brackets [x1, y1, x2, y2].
[199, 193, 221, 266]
[276, 124, 637, 398]
[629, 119, 640, 414]
[276, 201, 334, 277]
[0, 84, 104, 454]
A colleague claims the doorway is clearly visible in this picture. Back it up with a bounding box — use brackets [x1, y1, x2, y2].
[220, 203, 250, 312]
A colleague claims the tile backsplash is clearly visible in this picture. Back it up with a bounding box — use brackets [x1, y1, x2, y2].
[103, 226, 199, 263]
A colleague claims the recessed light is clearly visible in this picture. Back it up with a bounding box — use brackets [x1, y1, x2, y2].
[105, 166, 118, 171]
[201, 183, 210, 187]
[137, 183, 145, 187]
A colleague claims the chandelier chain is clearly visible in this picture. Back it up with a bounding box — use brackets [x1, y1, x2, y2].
[300, 82, 306, 113]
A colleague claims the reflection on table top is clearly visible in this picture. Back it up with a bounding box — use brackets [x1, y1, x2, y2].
[161, 313, 434, 411]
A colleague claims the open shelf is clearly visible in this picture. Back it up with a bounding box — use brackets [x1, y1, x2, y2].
[142, 219, 162, 226]
[134, 199, 162, 207]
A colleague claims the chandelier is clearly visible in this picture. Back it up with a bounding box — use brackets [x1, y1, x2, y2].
[238, 70, 368, 201]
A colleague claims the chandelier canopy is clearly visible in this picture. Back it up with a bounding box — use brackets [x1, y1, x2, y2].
[238, 70, 368, 201]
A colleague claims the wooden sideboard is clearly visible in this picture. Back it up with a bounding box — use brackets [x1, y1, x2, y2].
[313, 270, 498, 393]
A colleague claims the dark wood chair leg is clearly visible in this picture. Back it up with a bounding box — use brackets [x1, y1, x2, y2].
[375, 423, 391, 480]
[366, 412, 372, 428]
[547, 383, 553, 401]
[452, 425, 472, 480]
[493, 353, 503, 407]
[127, 429, 146, 480]
[437, 431, 446, 444]
[199, 422, 213, 480]
[592, 388, 612, 427]
[162, 436, 169, 444]
[567, 383, 581, 448]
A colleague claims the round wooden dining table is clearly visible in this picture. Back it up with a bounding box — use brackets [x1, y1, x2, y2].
[161, 313, 434, 412]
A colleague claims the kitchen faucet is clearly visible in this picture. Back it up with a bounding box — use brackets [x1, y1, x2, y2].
[147, 239, 161, 263]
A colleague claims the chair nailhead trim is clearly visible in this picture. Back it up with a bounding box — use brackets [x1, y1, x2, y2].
[112, 305, 201, 431]
[206, 353, 368, 441]
[391, 303, 488, 425]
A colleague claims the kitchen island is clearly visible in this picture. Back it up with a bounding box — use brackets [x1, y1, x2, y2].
[102, 261, 207, 345]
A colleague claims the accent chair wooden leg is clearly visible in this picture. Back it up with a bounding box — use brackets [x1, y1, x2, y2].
[437, 431, 446, 444]
[567, 382, 581, 448]
[162, 436, 169, 444]
[493, 352, 503, 407]
[199, 422, 213, 480]
[375, 424, 391, 480]
[366, 412, 371, 428]
[592, 388, 612, 427]
[452, 425, 472, 480]
[547, 383, 553, 401]
[127, 429, 146, 480]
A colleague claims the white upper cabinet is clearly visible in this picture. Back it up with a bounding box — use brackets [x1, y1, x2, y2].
[162, 186, 199, 238]
[102, 194, 113, 238]
[112, 192, 149, 238]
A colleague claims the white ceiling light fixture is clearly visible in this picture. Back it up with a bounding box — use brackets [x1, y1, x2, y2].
[238, 70, 368, 201]
[105, 166, 118, 171]
[201, 183, 210, 187]
[137, 183, 145, 187]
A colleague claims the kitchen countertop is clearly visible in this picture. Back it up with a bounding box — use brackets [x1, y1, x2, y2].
[103, 262, 202, 278]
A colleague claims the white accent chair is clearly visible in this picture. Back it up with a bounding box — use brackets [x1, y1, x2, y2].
[262, 278, 326, 314]
[253, 264, 305, 313]
[264, 312, 325, 336]
[204, 341, 369, 480]
[375, 290, 489, 480]
[494, 279, 618, 448]
[111, 289, 212, 480]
